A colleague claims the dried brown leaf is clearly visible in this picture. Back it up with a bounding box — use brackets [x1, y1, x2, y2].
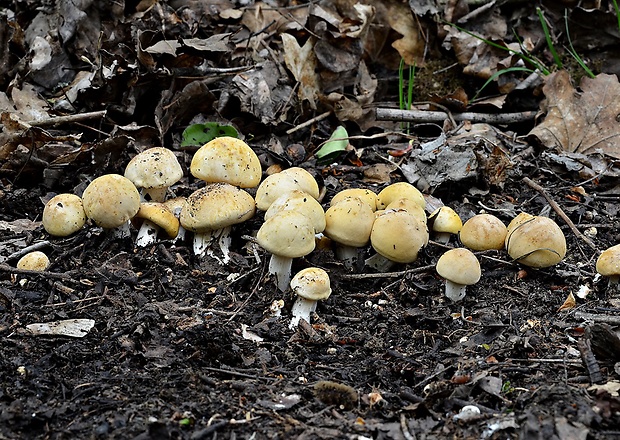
[529, 71, 620, 159]
[282, 34, 320, 109]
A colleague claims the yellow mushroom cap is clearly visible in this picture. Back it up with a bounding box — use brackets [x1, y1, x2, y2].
[255, 169, 320, 211]
[430, 206, 462, 235]
[324, 197, 375, 248]
[505, 216, 566, 268]
[377, 182, 425, 210]
[265, 190, 326, 233]
[436, 248, 481, 285]
[506, 212, 535, 237]
[135, 202, 180, 238]
[42, 193, 86, 237]
[82, 174, 141, 229]
[17, 251, 50, 271]
[290, 267, 332, 301]
[124, 147, 183, 192]
[180, 183, 255, 232]
[256, 211, 316, 258]
[460, 213, 507, 251]
[330, 188, 378, 211]
[371, 209, 429, 263]
[190, 137, 261, 188]
[385, 198, 427, 223]
[596, 244, 620, 276]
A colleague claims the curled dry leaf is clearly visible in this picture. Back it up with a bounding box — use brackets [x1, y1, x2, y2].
[529, 71, 620, 159]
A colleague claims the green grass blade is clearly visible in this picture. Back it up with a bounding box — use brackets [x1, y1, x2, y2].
[399, 58, 405, 111]
[612, 0, 620, 35]
[564, 10, 596, 78]
[472, 66, 535, 101]
[537, 7, 563, 69]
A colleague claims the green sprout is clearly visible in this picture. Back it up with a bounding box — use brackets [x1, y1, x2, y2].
[398, 59, 415, 134]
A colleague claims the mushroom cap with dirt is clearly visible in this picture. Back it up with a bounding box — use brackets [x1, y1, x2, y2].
[124, 147, 183, 202]
[255, 167, 320, 211]
[265, 190, 326, 233]
[180, 183, 256, 261]
[42, 193, 87, 237]
[429, 206, 462, 244]
[256, 210, 316, 292]
[17, 251, 50, 271]
[134, 202, 180, 247]
[190, 136, 262, 188]
[370, 209, 428, 265]
[459, 213, 506, 251]
[82, 174, 141, 232]
[596, 244, 620, 285]
[377, 182, 425, 210]
[505, 215, 566, 268]
[330, 188, 378, 211]
[436, 248, 481, 301]
[289, 267, 332, 328]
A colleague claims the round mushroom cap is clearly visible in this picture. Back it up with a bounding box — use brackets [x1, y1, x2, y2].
[256, 211, 316, 258]
[377, 182, 425, 210]
[290, 267, 332, 301]
[459, 213, 507, 251]
[279, 167, 320, 199]
[331, 188, 378, 211]
[255, 171, 319, 211]
[17, 251, 50, 271]
[265, 190, 326, 233]
[42, 193, 86, 237]
[505, 215, 566, 268]
[385, 197, 427, 223]
[506, 212, 535, 237]
[82, 174, 141, 229]
[324, 197, 375, 248]
[371, 209, 429, 263]
[190, 137, 261, 188]
[596, 244, 620, 276]
[430, 206, 462, 235]
[180, 183, 255, 232]
[135, 202, 180, 238]
[124, 147, 183, 191]
[436, 248, 481, 285]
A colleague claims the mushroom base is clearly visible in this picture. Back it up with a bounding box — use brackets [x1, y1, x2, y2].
[269, 254, 293, 292]
[445, 280, 467, 301]
[335, 245, 358, 269]
[365, 253, 395, 272]
[289, 297, 317, 329]
[136, 220, 159, 247]
[192, 226, 232, 264]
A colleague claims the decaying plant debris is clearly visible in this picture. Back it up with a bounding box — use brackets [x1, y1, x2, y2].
[3, 1, 620, 439]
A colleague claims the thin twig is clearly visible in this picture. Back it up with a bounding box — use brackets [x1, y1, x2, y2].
[0, 264, 76, 280]
[375, 108, 537, 124]
[340, 264, 435, 279]
[574, 311, 620, 325]
[286, 111, 331, 135]
[27, 110, 107, 128]
[5, 241, 51, 261]
[522, 177, 597, 251]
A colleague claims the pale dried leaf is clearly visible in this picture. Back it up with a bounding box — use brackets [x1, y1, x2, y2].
[281, 33, 319, 109]
[26, 319, 95, 338]
[529, 71, 620, 159]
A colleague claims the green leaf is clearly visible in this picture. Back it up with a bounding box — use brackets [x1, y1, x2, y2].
[181, 123, 238, 147]
[315, 126, 349, 163]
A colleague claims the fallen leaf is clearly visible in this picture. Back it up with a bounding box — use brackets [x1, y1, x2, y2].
[557, 292, 576, 312]
[26, 319, 95, 338]
[529, 71, 620, 158]
[281, 33, 320, 109]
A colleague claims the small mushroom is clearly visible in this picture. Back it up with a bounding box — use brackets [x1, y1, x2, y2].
[134, 202, 180, 247]
[436, 248, 481, 301]
[459, 213, 507, 251]
[255, 167, 320, 211]
[505, 215, 566, 267]
[17, 251, 50, 271]
[596, 244, 620, 288]
[377, 182, 425, 210]
[265, 190, 326, 233]
[385, 198, 427, 223]
[81, 174, 141, 238]
[256, 210, 316, 291]
[330, 188, 378, 211]
[124, 147, 183, 202]
[163, 197, 187, 244]
[429, 206, 462, 244]
[289, 267, 332, 328]
[42, 193, 86, 237]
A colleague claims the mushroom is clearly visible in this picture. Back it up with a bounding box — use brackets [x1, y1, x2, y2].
[17, 251, 50, 271]
[256, 210, 316, 291]
[436, 248, 481, 301]
[505, 215, 566, 267]
[264, 190, 326, 233]
[377, 182, 425, 210]
[323, 196, 375, 268]
[42, 193, 87, 237]
[255, 167, 320, 211]
[330, 188, 378, 211]
[596, 244, 620, 288]
[385, 197, 427, 223]
[506, 212, 535, 236]
[289, 267, 332, 328]
[81, 174, 141, 238]
[459, 213, 506, 251]
[180, 183, 255, 262]
[368, 209, 428, 271]
[163, 196, 187, 244]
[134, 202, 180, 247]
[429, 206, 462, 244]
[190, 136, 262, 188]
[124, 147, 183, 202]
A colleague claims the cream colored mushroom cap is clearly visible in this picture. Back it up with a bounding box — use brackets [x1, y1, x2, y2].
[460, 213, 506, 251]
[371, 209, 428, 263]
[505, 216, 566, 268]
[256, 211, 316, 258]
[596, 244, 620, 276]
[280, 167, 320, 199]
[190, 137, 261, 188]
[180, 183, 255, 232]
[331, 188, 378, 211]
[506, 212, 535, 237]
[436, 248, 481, 285]
[430, 206, 462, 234]
[385, 198, 427, 223]
[17, 251, 50, 271]
[377, 182, 425, 210]
[135, 202, 180, 238]
[82, 174, 141, 229]
[324, 197, 375, 248]
[255, 170, 319, 211]
[124, 147, 183, 190]
[265, 190, 326, 233]
[290, 267, 332, 300]
[42, 193, 87, 237]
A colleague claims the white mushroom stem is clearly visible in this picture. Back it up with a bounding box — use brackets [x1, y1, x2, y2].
[289, 297, 317, 328]
[269, 254, 293, 292]
[444, 280, 467, 302]
[434, 232, 451, 244]
[193, 227, 232, 264]
[193, 230, 213, 257]
[112, 221, 132, 239]
[136, 220, 159, 247]
[335, 244, 358, 269]
[365, 252, 395, 272]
